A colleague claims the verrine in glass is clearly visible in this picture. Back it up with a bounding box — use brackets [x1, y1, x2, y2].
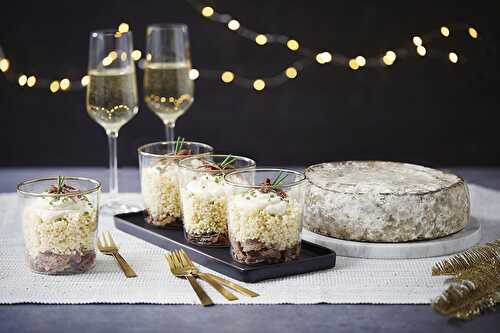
[224, 169, 307, 265]
[138, 141, 214, 228]
[17, 176, 101, 274]
[178, 155, 256, 247]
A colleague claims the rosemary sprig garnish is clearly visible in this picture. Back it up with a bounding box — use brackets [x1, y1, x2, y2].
[56, 176, 65, 194]
[219, 155, 237, 169]
[46, 176, 80, 203]
[271, 171, 289, 188]
[174, 136, 185, 155]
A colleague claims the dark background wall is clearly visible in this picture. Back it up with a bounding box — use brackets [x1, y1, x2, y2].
[0, 0, 498, 167]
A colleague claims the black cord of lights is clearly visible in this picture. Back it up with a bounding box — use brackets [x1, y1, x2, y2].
[0, 3, 480, 93]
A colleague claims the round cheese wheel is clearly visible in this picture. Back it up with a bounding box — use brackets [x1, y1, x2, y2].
[304, 161, 470, 242]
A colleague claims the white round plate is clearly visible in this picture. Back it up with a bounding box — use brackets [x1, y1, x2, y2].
[302, 217, 481, 259]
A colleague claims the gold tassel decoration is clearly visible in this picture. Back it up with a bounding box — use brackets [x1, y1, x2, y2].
[432, 264, 500, 319]
[431, 239, 500, 320]
[432, 240, 500, 276]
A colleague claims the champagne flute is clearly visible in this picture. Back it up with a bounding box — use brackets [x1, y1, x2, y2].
[86, 29, 139, 213]
[144, 24, 194, 141]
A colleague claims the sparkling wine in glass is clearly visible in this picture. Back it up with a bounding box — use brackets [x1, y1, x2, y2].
[86, 30, 139, 213]
[144, 24, 194, 141]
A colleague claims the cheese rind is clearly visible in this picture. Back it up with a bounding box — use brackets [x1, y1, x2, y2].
[304, 161, 470, 242]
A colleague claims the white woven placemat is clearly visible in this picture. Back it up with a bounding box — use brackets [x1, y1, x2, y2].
[1, 184, 498, 305]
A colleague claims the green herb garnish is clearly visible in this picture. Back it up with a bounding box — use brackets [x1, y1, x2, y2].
[56, 176, 65, 194]
[174, 136, 185, 155]
[219, 154, 237, 169]
[270, 171, 289, 188]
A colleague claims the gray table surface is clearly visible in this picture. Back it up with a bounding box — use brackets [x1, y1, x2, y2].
[1, 167, 500, 333]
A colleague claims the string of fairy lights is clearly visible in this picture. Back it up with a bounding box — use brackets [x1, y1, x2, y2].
[0, 1, 480, 93]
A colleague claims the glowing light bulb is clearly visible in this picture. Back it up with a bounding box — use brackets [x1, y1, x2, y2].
[383, 51, 396, 66]
[440, 26, 450, 37]
[412, 36, 423, 46]
[348, 59, 359, 70]
[253, 79, 265, 91]
[468, 27, 478, 39]
[221, 71, 234, 83]
[146, 53, 152, 61]
[120, 52, 127, 61]
[108, 51, 118, 60]
[385, 51, 396, 62]
[27, 75, 36, 87]
[18, 74, 27, 86]
[118, 23, 129, 33]
[60, 78, 70, 90]
[323, 52, 332, 63]
[287, 39, 299, 51]
[448, 52, 458, 63]
[0, 58, 10, 72]
[81, 75, 90, 87]
[227, 20, 240, 31]
[50, 81, 60, 93]
[189, 69, 199, 80]
[316, 52, 332, 64]
[132, 50, 142, 61]
[255, 34, 268, 45]
[201, 6, 214, 17]
[285, 67, 298, 79]
[355, 56, 366, 67]
[416, 45, 426, 56]
[382, 55, 393, 66]
[102, 56, 113, 66]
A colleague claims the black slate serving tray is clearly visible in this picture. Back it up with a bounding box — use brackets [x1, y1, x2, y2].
[114, 211, 336, 283]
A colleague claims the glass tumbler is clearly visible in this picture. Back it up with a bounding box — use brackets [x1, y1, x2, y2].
[178, 155, 256, 247]
[224, 168, 307, 265]
[17, 176, 101, 274]
[138, 141, 214, 228]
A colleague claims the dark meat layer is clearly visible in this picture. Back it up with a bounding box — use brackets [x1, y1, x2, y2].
[28, 250, 96, 274]
[230, 238, 299, 265]
[144, 209, 182, 229]
[185, 231, 229, 247]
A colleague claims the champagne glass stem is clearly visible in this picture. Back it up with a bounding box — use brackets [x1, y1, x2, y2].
[107, 131, 119, 200]
[165, 121, 175, 142]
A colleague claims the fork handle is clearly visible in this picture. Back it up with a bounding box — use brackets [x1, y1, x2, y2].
[112, 253, 137, 278]
[186, 275, 213, 306]
[204, 273, 259, 297]
[197, 273, 238, 301]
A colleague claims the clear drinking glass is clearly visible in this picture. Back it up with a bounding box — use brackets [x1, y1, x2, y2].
[17, 176, 101, 274]
[224, 169, 307, 265]
[178, 155, 256, 247]
[144, 24, 193, 141]
[138, 141, 214, 228]
[86, 30, 139, 213]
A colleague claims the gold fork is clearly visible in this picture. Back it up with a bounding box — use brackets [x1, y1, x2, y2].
[175, 250, 238, 301]
[97, 231, 137, 278]
[165, 251, 213, 306]
[178, 249, 259, 298]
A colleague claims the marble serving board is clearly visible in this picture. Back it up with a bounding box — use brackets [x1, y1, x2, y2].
[302, 218, 481, 259]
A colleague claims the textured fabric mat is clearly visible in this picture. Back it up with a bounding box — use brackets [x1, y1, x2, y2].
[1, 184, 499, 304]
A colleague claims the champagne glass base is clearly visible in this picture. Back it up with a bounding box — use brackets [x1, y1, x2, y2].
[101, 198, 142, 215]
